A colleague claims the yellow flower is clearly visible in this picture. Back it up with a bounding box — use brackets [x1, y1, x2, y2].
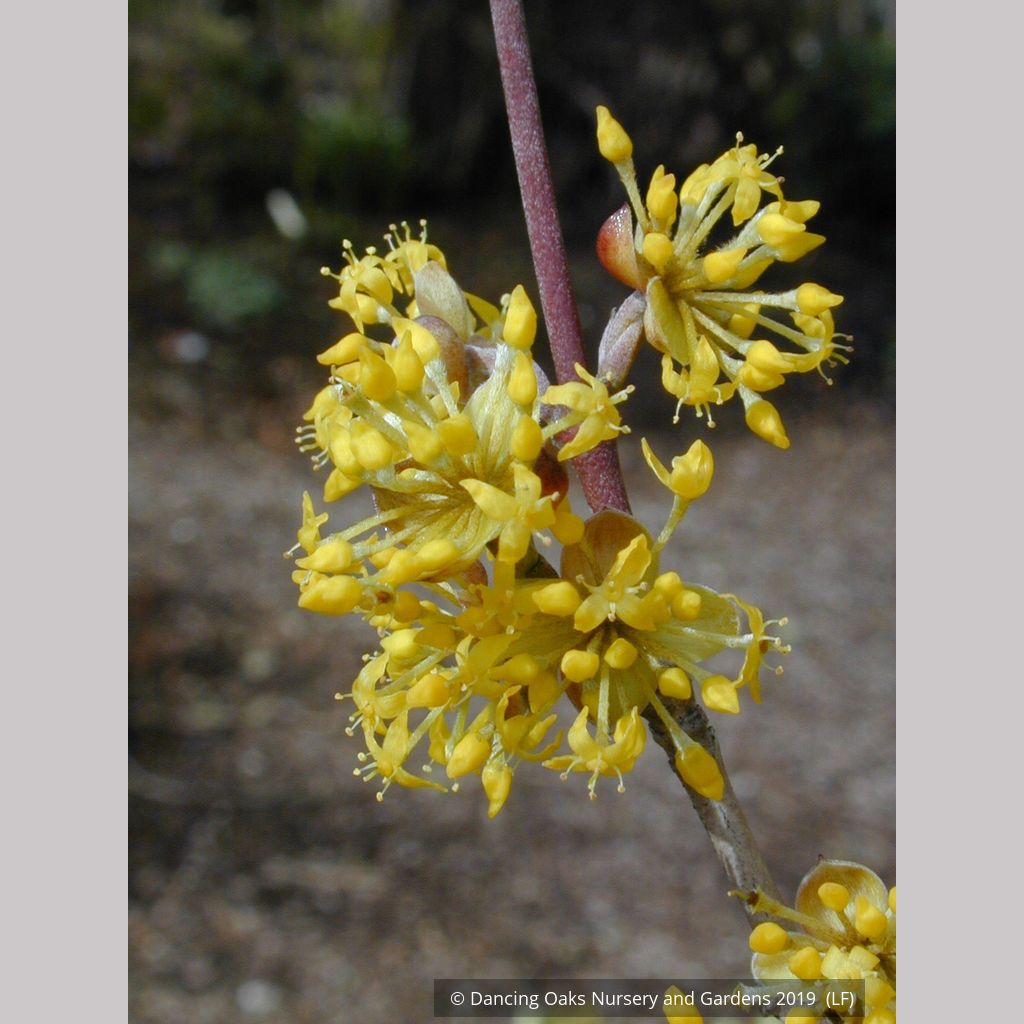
[292, 226, 594, 616]
[544, 706, 647, 799]
[490, 508, 788, 799]
[737, 860, 896, 1023]
[595, 106, 849, 448]
[542, 363, 633, 461]
[291, 224, 784, 817]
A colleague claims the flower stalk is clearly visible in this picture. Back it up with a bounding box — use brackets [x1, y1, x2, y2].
[489, 0, 779, 915]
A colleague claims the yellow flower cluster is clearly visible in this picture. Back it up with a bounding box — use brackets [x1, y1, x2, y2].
[595, 107, 850, 449]
[739, 860, 896, 1024]
[289, 224, 787, 816]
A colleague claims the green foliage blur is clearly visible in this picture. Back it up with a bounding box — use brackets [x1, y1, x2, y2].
[129, 0, 893, 403]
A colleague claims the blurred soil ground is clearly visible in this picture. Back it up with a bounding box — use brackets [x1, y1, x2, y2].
[129, 353, 894, 1024]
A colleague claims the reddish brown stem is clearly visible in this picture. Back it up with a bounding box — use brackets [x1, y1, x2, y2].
[488, 0, 630, 515]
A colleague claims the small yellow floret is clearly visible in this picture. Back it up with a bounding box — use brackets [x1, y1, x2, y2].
[796, 282, 843, 316]
[654, 572, 683, 599]
[437, 413, 478, 455]
[758, 212, 805, 248]
[788, 946, 822, 981]
[393, 591, 422, 622]
[390, 317, 441, 362]
[646, 166, 678, 223]
[406, 673, 449, 709]
[749, 922, 788, 954]
[298, 575, 362, 615]
[357, 348, 398, 402]
[865, 977, 896, 1009]
[446, 732, 491, 778]
[552, 500, 585, 545]
[642, 232, 674, 275]
[295, 539, 353, 573]
[503, 285, 537, 350]
[494, 653, 541, 684]
[351, 426, 394, 470]
[404, 420, 444, 463]
[508, 351, 538, 405]
[818, 882, 850, 912]
[671, 440, 715, 499]
[888, 886, 896, 913]
[701, 675, 740, 714]
[746, 339, 791, 374]
[511, 415, 543, 461]
[317, 332, 366, 365]
[854, 896, 888, 940]
[528, 672, 560, 713]
[728, 304, 761, 340]
[658, 667, 692, 699]
[533, 581, 582, 617]
[417, 539, 460, 573]
[703, 247, 747, 284]
[482, 761, 513, 817]
[604, 637, 638, 669]
[380, 549, 421, 585]
[671, 589, 702, 620]
[738, 362, 785, 393]
[392, 331, 425, 391]
[561, 649, 600, 683]
[675, 746, 724, 800]
[596, 105, 633, 163]
[323, 468, 361, 501]
[745, 400, 791, 449]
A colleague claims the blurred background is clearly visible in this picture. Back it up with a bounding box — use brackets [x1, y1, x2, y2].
[128, 1, 894, 1021]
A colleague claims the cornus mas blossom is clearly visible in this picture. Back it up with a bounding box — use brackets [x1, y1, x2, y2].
[289, 225, 787, 816]
[738, 860, 896, 1024]
[595, 106, 850, 450]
